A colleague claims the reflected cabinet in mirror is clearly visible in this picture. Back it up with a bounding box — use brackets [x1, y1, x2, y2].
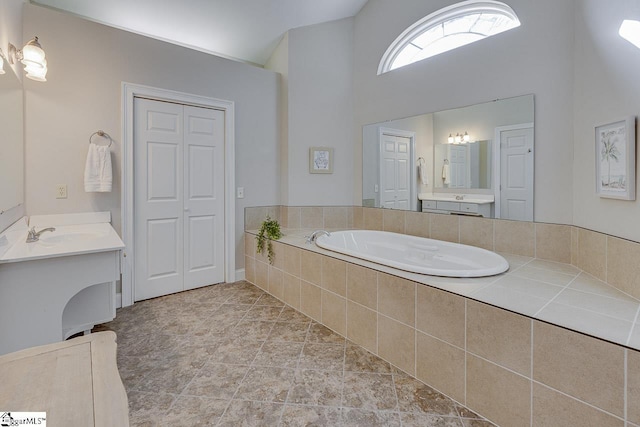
[362, 94, 534, 221]
[0, 69, 24, 215]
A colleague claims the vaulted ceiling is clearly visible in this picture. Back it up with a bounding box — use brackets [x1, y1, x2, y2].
[31, 0, 369, 65]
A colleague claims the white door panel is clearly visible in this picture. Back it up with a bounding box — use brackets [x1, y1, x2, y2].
[134, 98, 224, 301]
[183, 105, 225, 290]
[379, 133, 412, 210]
[500, 126, 533, 221]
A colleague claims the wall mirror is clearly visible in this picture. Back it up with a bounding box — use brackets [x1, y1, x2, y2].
[0, 68, 24, 216]
[362, 94, 534, 220]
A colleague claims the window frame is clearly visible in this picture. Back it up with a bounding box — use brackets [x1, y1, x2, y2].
[378, 0, 520, 75]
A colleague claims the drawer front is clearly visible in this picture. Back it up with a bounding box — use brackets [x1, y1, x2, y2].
[436, 201, 460, 211]
[422, 200, 437, 209]
[460, 203, 479, 213]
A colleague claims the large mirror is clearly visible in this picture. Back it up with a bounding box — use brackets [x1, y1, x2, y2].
[0, 69, 24, 215]
[362, 94, 534, 220]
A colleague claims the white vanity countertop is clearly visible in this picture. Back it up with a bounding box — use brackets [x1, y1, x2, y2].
[0, 215, 124, 264]
[248, 228, 640, 351]
[418, 193, 495, 204]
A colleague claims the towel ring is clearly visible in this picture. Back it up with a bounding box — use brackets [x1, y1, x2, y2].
[443, 159, 450, 165]
[417, 157, 425, 164]
[89, 130, 113, 147]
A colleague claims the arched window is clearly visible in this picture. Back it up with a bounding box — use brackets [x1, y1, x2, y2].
[378, 0, 520, 74]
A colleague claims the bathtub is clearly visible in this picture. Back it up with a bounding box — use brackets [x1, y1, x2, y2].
[315, 230, 509, 277]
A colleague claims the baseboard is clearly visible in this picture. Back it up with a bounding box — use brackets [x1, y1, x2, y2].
[235, 268, 246, 281]
[116, 292, 122, 309]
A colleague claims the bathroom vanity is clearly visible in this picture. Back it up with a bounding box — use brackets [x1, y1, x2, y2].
[0, 212, 124, 355]
[419, 193, 494, 217]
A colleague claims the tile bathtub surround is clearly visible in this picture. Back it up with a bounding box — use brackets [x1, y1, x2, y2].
[95, 281, 496, 427]
[245, 231, 640, 427]
[245, 204, 640, 305]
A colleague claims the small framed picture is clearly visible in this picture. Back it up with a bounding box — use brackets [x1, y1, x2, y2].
[595, 116, 636, 200]
[309, 147, 334, 174]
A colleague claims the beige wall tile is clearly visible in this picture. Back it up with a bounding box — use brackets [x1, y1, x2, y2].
[353, 206, 364, 229]
[532, 383, 623, 427]
[535, 223, 572, 264]
[270, 241, 285, 270]
[467, 301, 531, 376]
[494, 219, 535, 257]
[415, 332, 465, 404]
[347, 301, 377, 353]
[607, 236, 640, 300]
[467, 354, 531, 427]
[378, 273, 415, 326]
[416, 285, 465, 348]
[430, 213, 459, 243]
[576, 228, 607, 281]
[533, 321, 624, 416]
[244, 232, 251, 256]
[383, 209, 405, 234]
[287, 207, 301, 229]
[459, 216, 494, 250]
[283, 273, 301, 310]
[245, 256, 256, 284]
[322, 257, 347, 297]
[268, 266, 284, 300]
[346, 207, 354, 229]
[301, 207, 324, 229]
[279, 206, 289, 228]
[283, 245, 301, 277]
[301, 250, 322, 286]
[324, 207, 348, 229]
[245, 206, 267, 230]
[571, 226, 578, 266]
[363, 207, 383, 231]
[321, 290, 346, 336]
[300, 280, 322, 321]
[255, 261, 269, 290]
[266, 206, 281, 223]
[346, 264, 377, 310]
[628, 349, 640, 425]
[378, 315, 415, 375]
[405, 211, 430, 238]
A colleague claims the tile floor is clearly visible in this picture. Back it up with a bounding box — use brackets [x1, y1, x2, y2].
[95, 281, 496, 426]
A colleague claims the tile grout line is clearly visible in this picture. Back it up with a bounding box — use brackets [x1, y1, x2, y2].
[530, 320, 534, 427]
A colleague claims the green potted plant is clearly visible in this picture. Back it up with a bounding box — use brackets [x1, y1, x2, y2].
[256, 216, 282, 264]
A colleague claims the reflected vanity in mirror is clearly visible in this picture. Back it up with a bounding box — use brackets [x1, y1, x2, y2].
[362, 94, 534, 221]
[0, 67, 24, 218]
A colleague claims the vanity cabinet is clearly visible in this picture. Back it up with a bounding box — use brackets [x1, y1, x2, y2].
[421, 199, 493, 217]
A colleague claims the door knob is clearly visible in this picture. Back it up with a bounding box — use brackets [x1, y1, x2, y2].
[184, 207, 190, 212]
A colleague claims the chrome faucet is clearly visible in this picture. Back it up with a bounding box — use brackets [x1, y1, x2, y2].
[26, 226, 56, 243]
[305, 230, 331, 244]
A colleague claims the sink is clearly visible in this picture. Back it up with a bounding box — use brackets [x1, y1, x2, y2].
[38, 231, 106, 245]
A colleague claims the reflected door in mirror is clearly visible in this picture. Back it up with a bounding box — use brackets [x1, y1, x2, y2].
[380, 134, 411, 210]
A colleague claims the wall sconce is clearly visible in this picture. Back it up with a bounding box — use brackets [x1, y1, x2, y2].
[8, 37, 48, 82]
[620, 20, 640, 49]
[448, 131, 471, 144]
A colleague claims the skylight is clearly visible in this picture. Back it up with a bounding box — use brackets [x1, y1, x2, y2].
[378, 1, 520, 74]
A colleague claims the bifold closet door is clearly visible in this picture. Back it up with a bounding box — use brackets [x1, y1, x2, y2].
[134, 98, 225, 301]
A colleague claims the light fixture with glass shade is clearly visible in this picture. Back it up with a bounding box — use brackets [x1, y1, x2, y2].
[8, 37, 48, 82]
[0, 49, 6, 75]
[448, 131, 471, 144]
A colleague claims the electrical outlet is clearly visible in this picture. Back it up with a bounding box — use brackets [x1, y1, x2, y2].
[56, 184, 67, 199]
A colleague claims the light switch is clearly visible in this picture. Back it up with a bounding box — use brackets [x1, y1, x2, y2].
[237, 187, 244, 198]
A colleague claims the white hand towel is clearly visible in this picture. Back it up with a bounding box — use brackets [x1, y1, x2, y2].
[84, 143, 113, 192]
[442, 164, 450, 185]
[419, 161, 428, 186]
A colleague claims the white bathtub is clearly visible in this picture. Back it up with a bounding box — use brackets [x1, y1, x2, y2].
[315, 230, 509, 277]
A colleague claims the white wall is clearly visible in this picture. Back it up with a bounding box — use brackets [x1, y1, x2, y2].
[573, 0, 640, 242]
[23, 4, 280, 269]
[353, 0, 575, 225]
[286, 18, 354, 205]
